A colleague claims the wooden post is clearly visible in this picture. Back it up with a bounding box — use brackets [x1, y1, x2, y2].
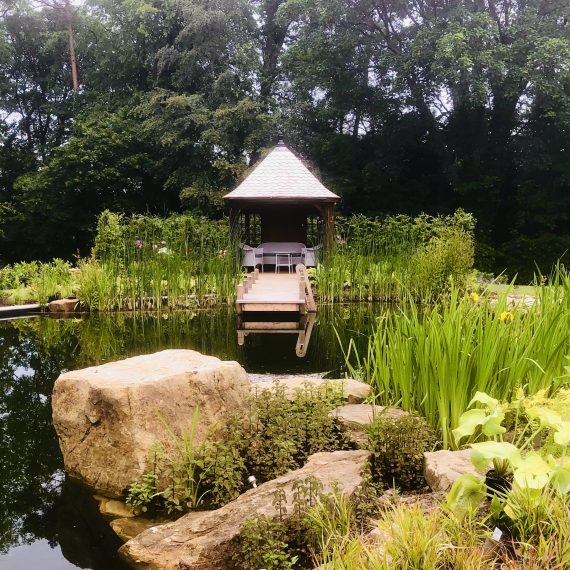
[229, 207, 239, 242]
[323, 202, 334, 255]
[244, 211, 251, 245]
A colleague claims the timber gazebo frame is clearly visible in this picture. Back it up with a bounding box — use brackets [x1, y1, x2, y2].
[224, 141, 340, 252]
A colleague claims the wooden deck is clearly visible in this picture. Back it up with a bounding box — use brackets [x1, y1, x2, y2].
[236, 264, 316, 314]
[0, 303, 41, 319]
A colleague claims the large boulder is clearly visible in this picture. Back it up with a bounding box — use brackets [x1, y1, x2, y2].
[52, 350, 250, 498]
[424, 449, 483, 492]
[120, 450, 370, 570]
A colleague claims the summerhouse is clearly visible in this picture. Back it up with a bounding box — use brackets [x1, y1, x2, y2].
[224, 141, 340, 271]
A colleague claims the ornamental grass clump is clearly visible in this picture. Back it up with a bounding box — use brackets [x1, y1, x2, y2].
[343, 267, 570, 448]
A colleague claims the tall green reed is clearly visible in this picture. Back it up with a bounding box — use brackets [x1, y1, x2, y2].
[79, 210, 239, 311]
[316, 210, 475, 303]
[342, 268, 570, 448]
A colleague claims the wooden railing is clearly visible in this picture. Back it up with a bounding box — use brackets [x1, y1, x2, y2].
[296, 264, 317, 313]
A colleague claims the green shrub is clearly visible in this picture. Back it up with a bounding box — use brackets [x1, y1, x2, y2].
[237, 515, 297, 570]
[411, 227, 474, 300]
[126, 382, 350, 515]
[365, 414, 436, 491]
[316, 209, 476, 302]
[241, 382, 350, 482]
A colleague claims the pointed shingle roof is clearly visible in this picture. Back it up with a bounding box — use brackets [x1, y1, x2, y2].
[224, 142, 339, 202]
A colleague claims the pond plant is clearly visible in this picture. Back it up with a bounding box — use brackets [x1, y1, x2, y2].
[0, 209, 476, 309]
[314, 209, 475, 302]
[343, 267, 570, 448]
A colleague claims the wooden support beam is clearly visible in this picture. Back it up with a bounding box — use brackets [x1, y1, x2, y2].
[323, 202, 335, 255]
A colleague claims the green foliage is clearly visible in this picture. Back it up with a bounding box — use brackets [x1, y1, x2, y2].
[365, 414, 436, 491]
[447, 388, 570, 560]
[126, 382, 349, 515]
[238, 515, 297, 570]
[126, 409, 208, 515]
[240, 382, 350, 482]
[315, 210, 475, 302]
[0, 0, 569, 277]
[0, 261, 40, 290]
[343, 268, 570, 448]
[79, 210, 239, 310]
[30, 259, 74, 305]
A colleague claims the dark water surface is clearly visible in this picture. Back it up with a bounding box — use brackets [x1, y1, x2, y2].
[0, 306, 381, 569]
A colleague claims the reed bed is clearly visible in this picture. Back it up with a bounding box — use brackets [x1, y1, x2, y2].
[342, 268, 570, 448]
[75, 210, 239, 311]
[315, 210, 475, 302]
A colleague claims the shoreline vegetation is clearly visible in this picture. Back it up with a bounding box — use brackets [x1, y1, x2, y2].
[2, 208, 483, 310]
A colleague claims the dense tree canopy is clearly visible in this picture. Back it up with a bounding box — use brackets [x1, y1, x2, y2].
[0, 0, 568, 276]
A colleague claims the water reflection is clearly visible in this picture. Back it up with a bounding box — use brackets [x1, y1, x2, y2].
[0, 305, 383, 568]
[237, 313, 317, 357]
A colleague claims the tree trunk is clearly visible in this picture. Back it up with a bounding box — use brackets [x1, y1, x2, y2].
[65, 0, 79, 93]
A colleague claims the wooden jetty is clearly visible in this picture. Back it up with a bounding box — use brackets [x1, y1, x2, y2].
[0, 303, 41, 319]
[236, 264, 316, 315]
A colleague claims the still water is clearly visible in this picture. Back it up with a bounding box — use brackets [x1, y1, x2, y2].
[0, 306, 381, 569]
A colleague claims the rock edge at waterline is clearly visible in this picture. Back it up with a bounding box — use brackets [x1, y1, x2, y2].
[120, 450, 371, 570]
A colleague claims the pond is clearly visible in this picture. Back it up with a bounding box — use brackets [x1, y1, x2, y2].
[0, 305, 383, 569]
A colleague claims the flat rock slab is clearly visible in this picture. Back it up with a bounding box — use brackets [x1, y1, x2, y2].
[424, 449, 483, 492]
[112, 517, 169, 543]
[120, 450, 370, 570]
[331, 404, 408, 445]
[52, 350, 250, 498]
[331, 403, 407, 425]
[254, 377, 371, 404]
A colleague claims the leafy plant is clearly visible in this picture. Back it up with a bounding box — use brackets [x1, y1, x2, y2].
[448, 390, 570, 543]
[343, 268, 570, 448]
[126, 382, 350, 515]
[365, 414, 436, 490]
[237, 515, 298, 570]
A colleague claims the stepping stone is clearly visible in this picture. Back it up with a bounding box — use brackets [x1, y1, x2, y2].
[424, 449, 484, 492]
[254, 377, 372, 403]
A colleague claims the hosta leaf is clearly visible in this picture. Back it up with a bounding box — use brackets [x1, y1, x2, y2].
[445, 473, 486, 520]
[470, 441, 521, 473]
[453, 409, 487, 442]
[513, 452, 551, 490]
[554, 422, 570, 446]
[469, 392, 499, 410]
[481, 412, 506, 436]
[526, 405, 562, 429]
[549, 464, 570, 494]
